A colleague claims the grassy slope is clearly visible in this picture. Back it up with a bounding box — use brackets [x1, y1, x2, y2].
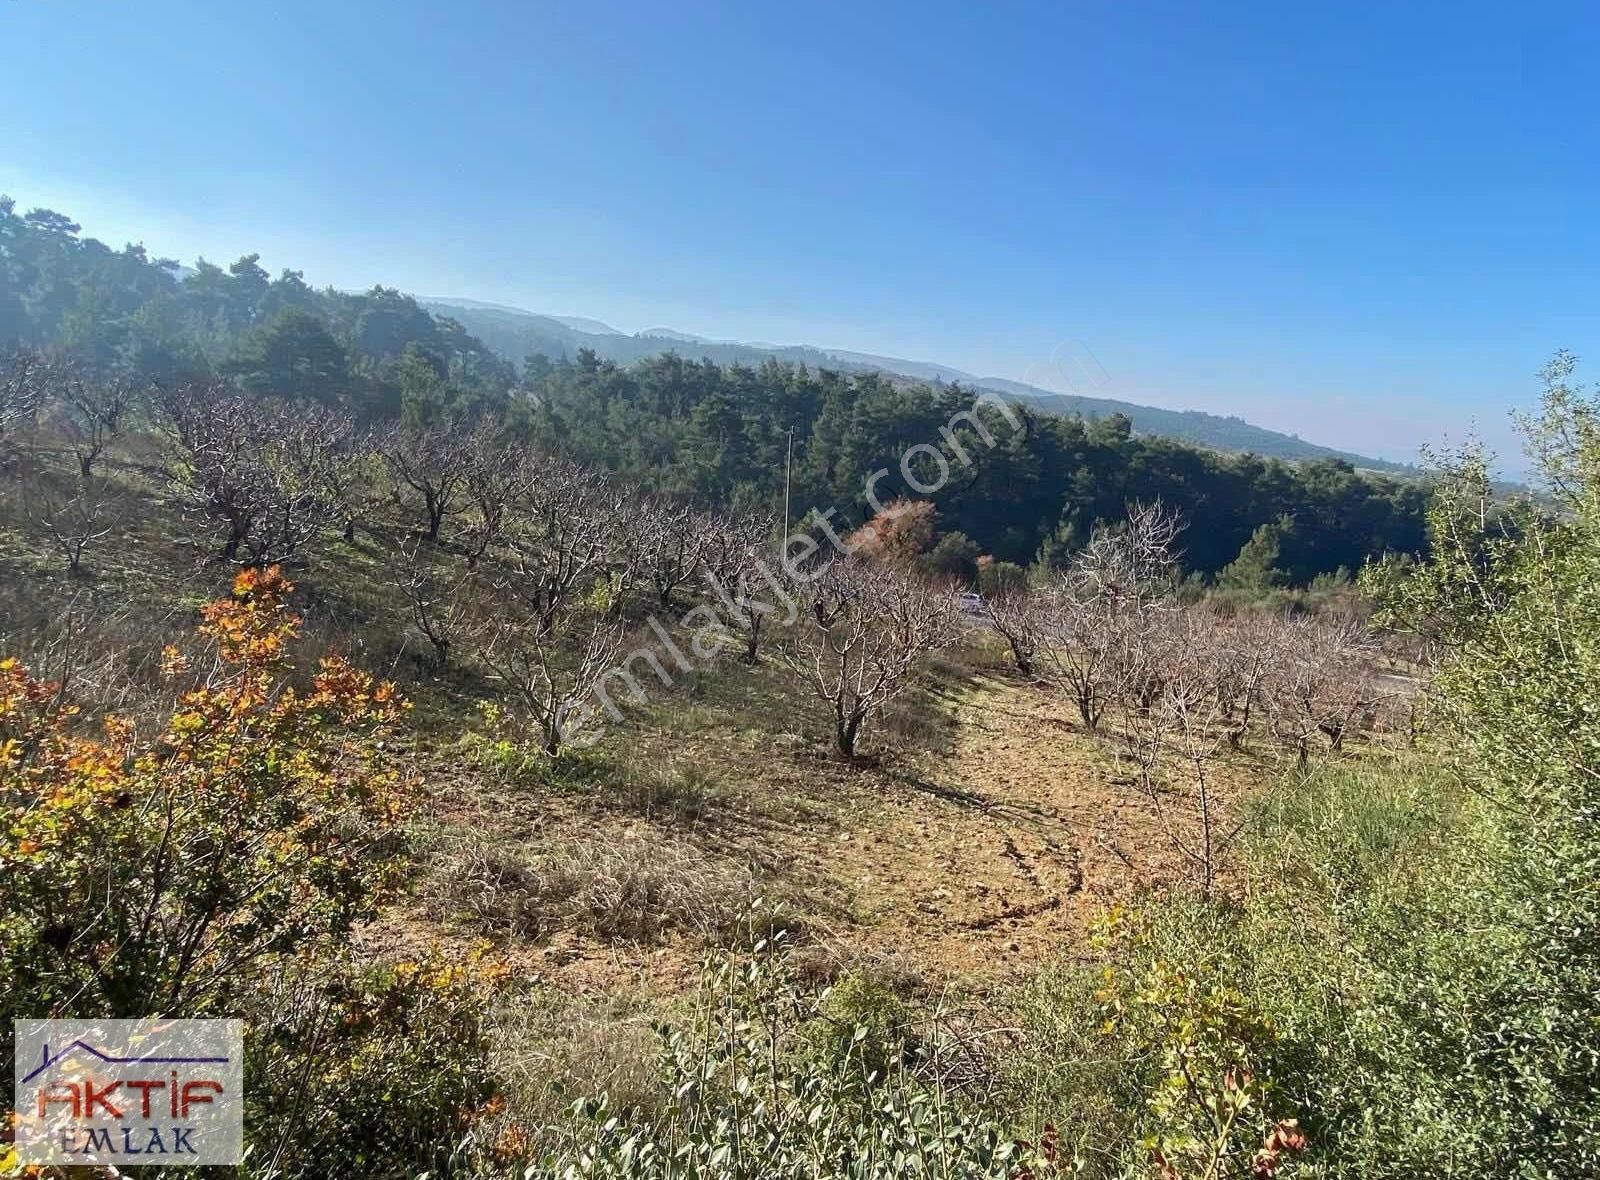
[0, 431, 1291, 1124]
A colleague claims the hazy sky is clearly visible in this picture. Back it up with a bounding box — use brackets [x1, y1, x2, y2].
[5, 0, 1597, 469]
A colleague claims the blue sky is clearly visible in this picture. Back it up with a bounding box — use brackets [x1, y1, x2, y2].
[3, 1, 1596, 468]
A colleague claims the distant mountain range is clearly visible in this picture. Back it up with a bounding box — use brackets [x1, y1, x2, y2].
[420, 298, 1414, 474]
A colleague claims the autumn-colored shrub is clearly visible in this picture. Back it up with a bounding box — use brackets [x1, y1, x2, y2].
[0, 565, 409, 1017]
[0, 567, 506, 1178]
[844, 497, 936, 566]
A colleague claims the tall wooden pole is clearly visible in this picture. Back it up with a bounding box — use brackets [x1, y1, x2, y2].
[782, 426, 794, 542]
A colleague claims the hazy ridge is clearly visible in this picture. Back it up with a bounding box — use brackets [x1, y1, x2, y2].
[422, 297, 1414, 474]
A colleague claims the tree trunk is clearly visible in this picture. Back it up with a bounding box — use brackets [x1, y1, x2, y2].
[837, 709, 863, 757]
[424, 492, 443, 542]
[1076, 688, 1100, 731]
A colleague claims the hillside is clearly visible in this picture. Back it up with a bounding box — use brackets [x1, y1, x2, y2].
[0, 197, 1428, 585]
[5, 5, 1595, 1174]
[0, 397, 1409, 1174]
[3, 262, 1595, 1178]
[4, 365, 1591, 1177]
[422, 297, 1414, 473]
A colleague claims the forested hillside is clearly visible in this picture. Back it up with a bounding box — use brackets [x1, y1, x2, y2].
[0, 196, 1428, 584]
[522, 352, 1427, 581]
[424, 296, 1414, 472]
[0, 199, 514, 418]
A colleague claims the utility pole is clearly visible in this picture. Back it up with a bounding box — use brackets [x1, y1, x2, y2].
[782, 426, 794, 543]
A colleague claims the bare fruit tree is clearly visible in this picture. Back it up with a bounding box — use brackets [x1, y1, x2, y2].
[466, 457, 632, 755]
[780, 557, 958, 757]
[503, 455, 614, 634]
[1066, 501, 1184, 610]
[462, 424, 537, 561]
[377, 419, 473, 543]
[1105, 604, 1382, 896]
[638, 496, 715, 609]
[1041, 502, 1184, 729]
[315, 425, 373, 544]
[388, 538, 473, 669]
[0, 348, 45, 463]
[470, 593, 626, 757]
[1206, 613, 1289, 750]
[45, 361, 142, 478]
[1109, 592, 1188, 714]
[1264, 616, 1381, 764]
[702, 509, 783, 664]
[22, 475, 121, 574]
[985, 586, 1044, 676]
[1038, 589, 1119, 730]
[595, 485, 651, 613]
[1114, 611, 1243, 898]
[161, 385, 352, 565]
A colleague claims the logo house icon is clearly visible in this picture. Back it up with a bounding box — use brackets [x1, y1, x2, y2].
[13, 1018, 244, 1167]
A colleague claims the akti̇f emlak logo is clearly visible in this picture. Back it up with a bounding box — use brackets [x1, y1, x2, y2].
[12, 1019, 243, 1166]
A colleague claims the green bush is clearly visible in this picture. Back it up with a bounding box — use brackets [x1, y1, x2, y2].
[1004, 358, 1600, 1178]
[1006, 900, 1306, 1180]
[1003, 752, 1577, 1178]
[245, 949, 501, 1178]
[508, 922, 1028, 1179]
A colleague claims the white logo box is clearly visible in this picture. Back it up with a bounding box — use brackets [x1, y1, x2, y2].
[13, 1018, 244, 1167]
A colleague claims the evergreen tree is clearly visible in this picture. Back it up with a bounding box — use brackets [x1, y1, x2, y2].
[1216, 516, 1291, 591]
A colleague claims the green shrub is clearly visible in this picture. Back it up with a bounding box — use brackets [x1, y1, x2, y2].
[246, 949, 501, 1178]
[1005, 901, 1306, 1180]
[507, 921, 1029, 1179]
[1005, 740, 1593, 1178]
[805, 970, 916, 1084]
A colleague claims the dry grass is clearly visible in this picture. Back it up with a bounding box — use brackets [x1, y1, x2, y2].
[487, 987, 663, 1128]
[791, 940, 930, 996]
[608, 748, 730, 822]
[424, 829, 768, 945]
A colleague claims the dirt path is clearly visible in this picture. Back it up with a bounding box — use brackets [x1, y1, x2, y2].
[794, 673, 1190, 983]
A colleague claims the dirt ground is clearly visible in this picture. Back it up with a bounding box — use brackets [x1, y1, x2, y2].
[400, 656, 1258, 1003]
[791, 673, 1194, 979]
